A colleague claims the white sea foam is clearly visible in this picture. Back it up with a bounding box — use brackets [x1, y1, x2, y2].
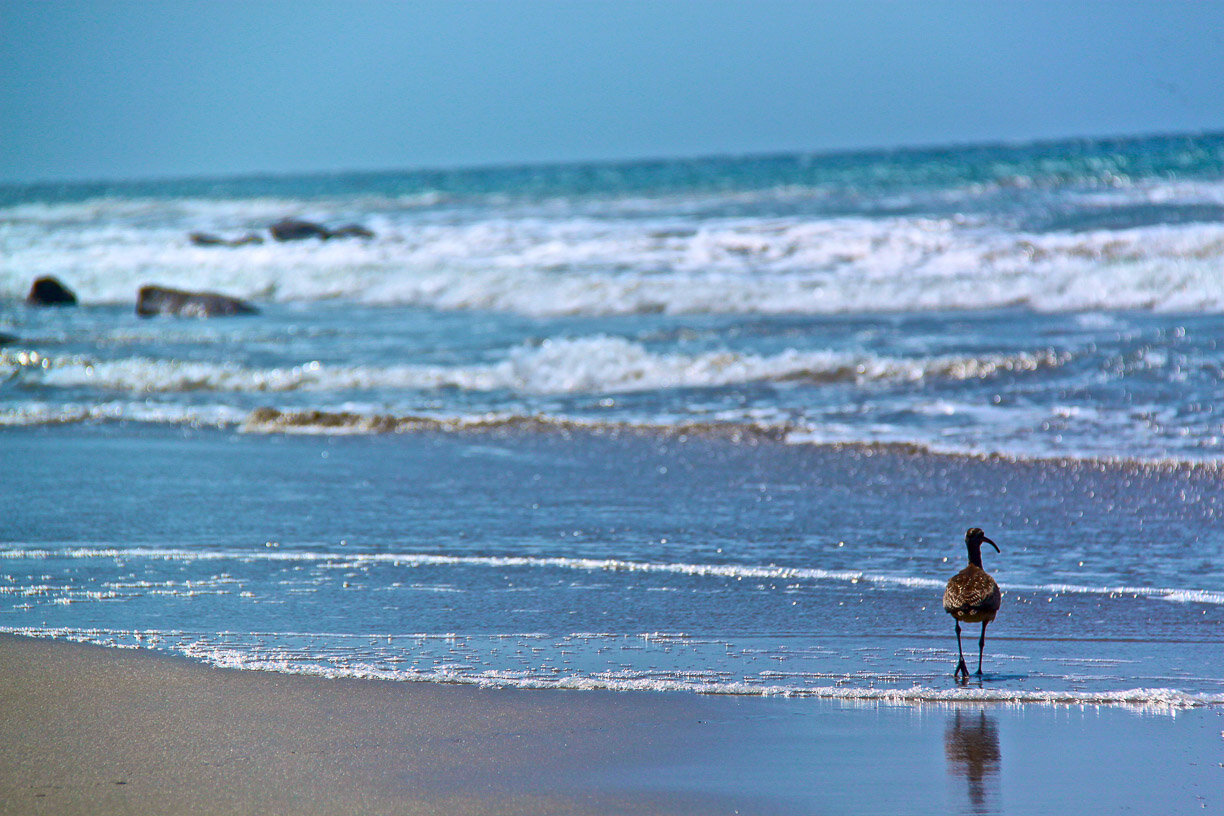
[186, 649, 1224, 708]
[5, 546, 1222, 605]
[3, 626, 1218, 709]
[5, 197, 1224, 314]
[4, 338, 1068, 395]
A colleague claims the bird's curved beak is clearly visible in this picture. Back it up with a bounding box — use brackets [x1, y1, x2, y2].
[983, 536, 1000, 552]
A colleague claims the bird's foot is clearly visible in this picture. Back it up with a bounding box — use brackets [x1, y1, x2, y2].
[954, 659, 969, 679]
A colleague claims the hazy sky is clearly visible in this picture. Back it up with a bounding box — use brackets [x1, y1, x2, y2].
[2, 1, 1222, 183]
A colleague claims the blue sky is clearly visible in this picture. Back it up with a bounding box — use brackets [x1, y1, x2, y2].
[2, 1, 1222, 183]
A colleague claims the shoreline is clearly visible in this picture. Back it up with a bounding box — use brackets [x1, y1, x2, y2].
[2, 633, 1220, 815]
[7, 627, 1222, 709]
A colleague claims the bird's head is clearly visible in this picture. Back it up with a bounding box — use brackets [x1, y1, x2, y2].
[965, 527, 1000, 552]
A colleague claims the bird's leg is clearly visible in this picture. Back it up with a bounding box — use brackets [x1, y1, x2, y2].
[976, 621, 988, 676]
[954, 621, 969, 678]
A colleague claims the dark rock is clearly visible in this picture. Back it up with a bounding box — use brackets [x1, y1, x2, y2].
[325, 223, 375, 240]
[268, 218, 375, 241]
[189, 231, 264, 247]
[269, 218, 330, 242]
[136, 285, 259, 318]
[0, 332, 18, 346]
[189, 232, 227, 246]
[26, 277, 78, 306]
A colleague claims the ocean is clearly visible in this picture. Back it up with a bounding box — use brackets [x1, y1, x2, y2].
[2, 132, 1222, 706]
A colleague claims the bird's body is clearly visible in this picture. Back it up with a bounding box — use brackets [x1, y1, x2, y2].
[944, 528, 1002, 678]
[943, 565, 1001, 624]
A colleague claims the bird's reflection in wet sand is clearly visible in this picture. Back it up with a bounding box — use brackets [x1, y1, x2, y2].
[945, 707, 1002, 815]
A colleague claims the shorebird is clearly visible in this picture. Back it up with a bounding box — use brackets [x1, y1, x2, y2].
[943, 528, 1002, 678]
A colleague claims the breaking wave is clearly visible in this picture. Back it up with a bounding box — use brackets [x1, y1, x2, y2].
[3, 338, 1068, 395]
[0, 399, 245, 428]
[5, 198, 1224, 314]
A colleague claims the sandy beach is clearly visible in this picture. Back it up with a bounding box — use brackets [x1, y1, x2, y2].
[0, 633, 1219, 815]
[0, 634, 751, 816]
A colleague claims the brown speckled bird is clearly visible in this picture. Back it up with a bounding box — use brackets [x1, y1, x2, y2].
[943, 528, 1002, 678]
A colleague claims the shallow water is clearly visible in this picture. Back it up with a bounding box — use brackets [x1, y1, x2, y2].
[614, 700, 1223, 815]
[2, 134, 1222, 704]
[4, 426, 1220, 705]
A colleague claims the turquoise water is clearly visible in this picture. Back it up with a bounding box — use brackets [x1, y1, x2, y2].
[2, 133, 1222, 703]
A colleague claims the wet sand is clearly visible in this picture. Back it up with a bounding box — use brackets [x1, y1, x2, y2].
[0, 634, 771, 816]
[0, 633, 1220, 816]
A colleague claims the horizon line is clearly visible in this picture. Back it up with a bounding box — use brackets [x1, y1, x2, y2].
[2, 127, 1221, 190]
